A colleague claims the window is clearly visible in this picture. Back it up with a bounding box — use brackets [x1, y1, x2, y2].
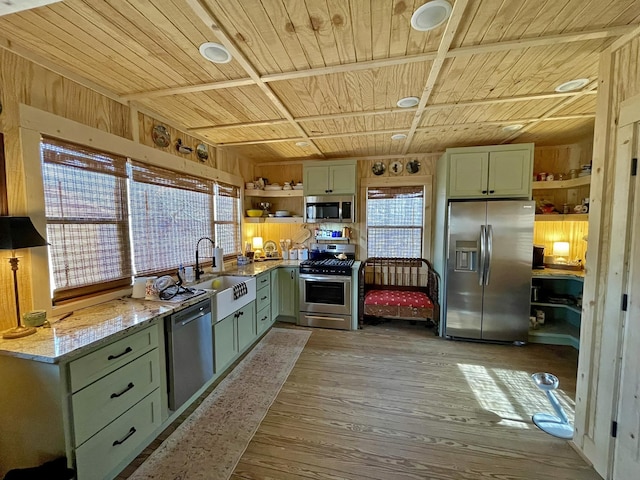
[129, 161, 214, 275]
[41, 139, 241, 302]
[366, 186, 424, 257]
[41, 137, 132, 302]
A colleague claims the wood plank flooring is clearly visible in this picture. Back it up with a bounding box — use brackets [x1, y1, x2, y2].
[231, 322, 600, 480]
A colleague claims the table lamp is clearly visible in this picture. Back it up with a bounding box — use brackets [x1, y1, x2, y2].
[0, 216, 49, 339]
[252, 236, 264, 258]
[552, 241, 570, 264]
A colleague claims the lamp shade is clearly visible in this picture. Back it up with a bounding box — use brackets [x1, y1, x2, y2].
[252, 236, 264, 250]
[0, 216, 49, 250]
[552, 241, 570, 257]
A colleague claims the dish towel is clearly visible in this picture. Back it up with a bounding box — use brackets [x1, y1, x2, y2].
[233, 282, 248, 300]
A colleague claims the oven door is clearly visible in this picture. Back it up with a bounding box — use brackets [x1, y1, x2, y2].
[299, 274, 351, 316]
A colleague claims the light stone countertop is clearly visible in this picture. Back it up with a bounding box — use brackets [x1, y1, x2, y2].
[0, 292, 216, 364]
[0, 261, 304, 364]
[532, 268, 585, 280]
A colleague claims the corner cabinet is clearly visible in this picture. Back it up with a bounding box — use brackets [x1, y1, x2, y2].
[303, 160, 356, 195]
[446, 144, 534, 199]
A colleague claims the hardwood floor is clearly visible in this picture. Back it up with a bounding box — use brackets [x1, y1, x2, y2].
[231, 322, 600, 480]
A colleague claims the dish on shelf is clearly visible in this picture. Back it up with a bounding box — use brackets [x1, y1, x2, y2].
[264, 185, 282, 191]
[263, 240, 278, 256]
[246, 209, 264, 217]
[292, 185, 304, 190]
[275, 210, 291, 217]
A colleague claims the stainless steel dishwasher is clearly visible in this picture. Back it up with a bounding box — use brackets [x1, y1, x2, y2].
[165, 298, 214, 410]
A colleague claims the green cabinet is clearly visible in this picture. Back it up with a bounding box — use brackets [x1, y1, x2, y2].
[303, 161, 356, 195]
[270, 268, 280, 323]
[213, 313, 237, 373]
[277, 267, 298, 322]
[447, 145, 533, 199]
[236, 303, 256, 352]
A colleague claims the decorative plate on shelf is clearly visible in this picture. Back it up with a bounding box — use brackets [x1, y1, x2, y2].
[389, 160, 403, 175]
[196, 143, 209, 161]
[406, 159, 421, 174]
[263, 240, 278, 256]
[152, 125, 170, 148]
[372, 161, 386, 176]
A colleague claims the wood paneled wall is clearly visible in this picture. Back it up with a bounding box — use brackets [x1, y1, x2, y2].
[0, 49, 254, 332]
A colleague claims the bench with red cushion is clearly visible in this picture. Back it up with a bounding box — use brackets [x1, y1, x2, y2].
[358, 257, 440, 334]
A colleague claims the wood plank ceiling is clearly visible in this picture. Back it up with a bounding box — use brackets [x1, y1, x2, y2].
[0, 0, 639, 162]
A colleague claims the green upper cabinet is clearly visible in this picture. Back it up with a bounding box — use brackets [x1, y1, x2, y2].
[304, 161, 356, 195]
[447, 144, 533, 199]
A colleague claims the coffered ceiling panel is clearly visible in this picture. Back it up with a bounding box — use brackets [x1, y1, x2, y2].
[409, 124, 508, 153]
[553, 95, 599, 116]
[198, 124, 300, 144]
[269, 62, 432, 117]
[517, 118, 595, 145]
[301, 112, 416, 137]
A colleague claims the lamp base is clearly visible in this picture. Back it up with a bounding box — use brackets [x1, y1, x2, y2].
[532, 413, 574, 439]
[2, 325, 37, 339]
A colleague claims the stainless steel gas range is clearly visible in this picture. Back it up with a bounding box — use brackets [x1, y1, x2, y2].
[298, 243, 356, 330]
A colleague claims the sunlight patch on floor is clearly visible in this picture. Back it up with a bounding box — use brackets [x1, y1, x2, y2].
[457, 363, 575, 429]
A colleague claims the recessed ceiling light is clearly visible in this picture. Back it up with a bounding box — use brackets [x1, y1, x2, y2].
[295, 141, 310, 147]
[396, 96, 420, 108]
[199, 42, 232, 64]
[554, 78, 589, 93]
[391, 133, 408, 141]
[502, 124, 524, 132]
[411, 0, 452, 31]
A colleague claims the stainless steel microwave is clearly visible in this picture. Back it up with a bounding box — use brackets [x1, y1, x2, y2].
[304, 195, 355, 223]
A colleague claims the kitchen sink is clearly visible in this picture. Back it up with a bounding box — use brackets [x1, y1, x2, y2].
[191, 276, 256, 322]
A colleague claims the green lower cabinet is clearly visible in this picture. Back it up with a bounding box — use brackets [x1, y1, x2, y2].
[214, 313, 237, 373]
[270, 269, 280, 323]
[277, 267, 298, 322]
[257, 305, 271, 335]
[236, 303, 257, 352]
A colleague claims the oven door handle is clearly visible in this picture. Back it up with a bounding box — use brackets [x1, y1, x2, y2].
[300, 275, 351, 283]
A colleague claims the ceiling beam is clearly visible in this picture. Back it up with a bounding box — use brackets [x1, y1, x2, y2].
[184, 0, 324, 158]
[119, 24, 635, 101]
[189, 91, 597, 132]
[402, 0, 470, 154]
[501, 82, 599, 143]
[216, 114, 594, 146]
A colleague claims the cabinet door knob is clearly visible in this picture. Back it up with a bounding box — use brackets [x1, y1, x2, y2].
[482, 190, 487, 194]
[489, 190, 495, 194]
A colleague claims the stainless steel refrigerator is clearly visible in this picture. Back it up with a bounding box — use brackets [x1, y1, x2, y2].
[444, 200, 534, 343]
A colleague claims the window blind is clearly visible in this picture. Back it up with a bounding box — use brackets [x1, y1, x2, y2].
[214, 182, 241, 258]
[366, 185, 424, 258]
[41, 137, 132, 302]
[129, 161, 214, 275]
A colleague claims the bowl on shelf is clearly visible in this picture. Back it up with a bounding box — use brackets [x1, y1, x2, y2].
[275, 210, 291, 217]
[246, 209, 264, 217]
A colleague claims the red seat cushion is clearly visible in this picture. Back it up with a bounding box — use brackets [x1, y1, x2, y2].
[364, 290, 433, 309]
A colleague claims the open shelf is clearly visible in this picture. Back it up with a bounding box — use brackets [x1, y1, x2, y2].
[529, 321, 580, 349]
[245, 189, 303, 197]
[244, 217, 304, 223]
[535, 213, 588, 222]
[532, 175, 590, 190]
[531, 301, 582, 315]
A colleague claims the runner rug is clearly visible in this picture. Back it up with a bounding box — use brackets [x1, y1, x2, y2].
[128, 327, 311, 480]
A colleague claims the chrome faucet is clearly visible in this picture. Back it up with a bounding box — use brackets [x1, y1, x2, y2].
[195, 236, 216, 280]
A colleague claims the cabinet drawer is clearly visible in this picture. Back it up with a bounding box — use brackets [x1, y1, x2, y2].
[70, 325, 158, 393]
[256, 284, 270, 312]
[72, 349, 160, 446]
[256, 271, 270, 289]
[75, 389, 161, 480]
[257, 305, 271, 336]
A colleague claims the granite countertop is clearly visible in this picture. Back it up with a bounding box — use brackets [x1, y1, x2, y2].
[0, 262, 304, 364]
[0, 292, 215, 364]
[532, 268, 585, 279]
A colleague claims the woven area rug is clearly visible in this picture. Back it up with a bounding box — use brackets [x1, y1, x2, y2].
[128, 327, 311, 480]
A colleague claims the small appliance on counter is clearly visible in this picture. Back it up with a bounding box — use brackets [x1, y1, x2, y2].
[533, 245, 545, 269]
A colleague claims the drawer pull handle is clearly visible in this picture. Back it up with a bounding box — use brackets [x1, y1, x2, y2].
[110, 382, 135, 399]
[108, 346, 132, 360]
[238, 311, 244, 317]
[112, 427, 136, 446]
[261, 316, 268, 322]
[261, 296, 267, 300]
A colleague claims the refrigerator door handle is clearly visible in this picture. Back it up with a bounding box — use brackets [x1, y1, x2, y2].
[485, 224, 493, 285]
[479, 225, 486, 285]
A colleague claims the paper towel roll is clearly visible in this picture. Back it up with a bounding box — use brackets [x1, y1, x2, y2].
[132, 277, 147, 298]
[212, 247, 224, 272]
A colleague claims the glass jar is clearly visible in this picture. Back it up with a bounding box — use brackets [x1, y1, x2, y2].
[570, 169, 579, 179]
